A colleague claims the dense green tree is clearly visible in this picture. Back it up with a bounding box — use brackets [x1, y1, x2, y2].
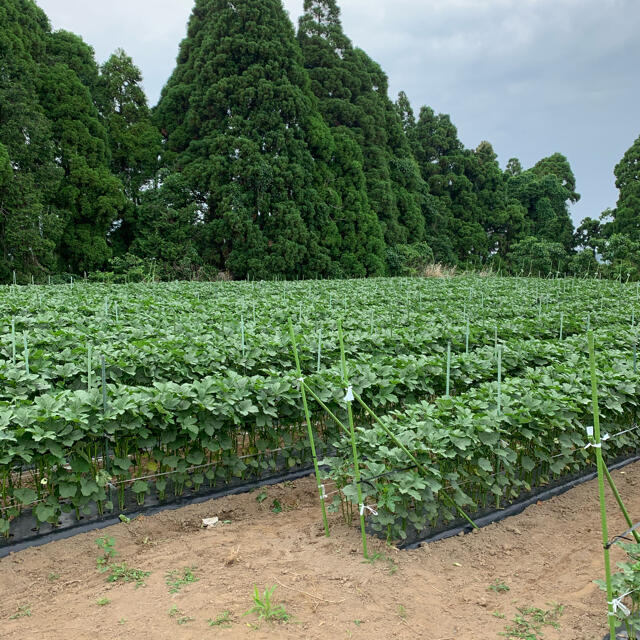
[96, 49, 162, 253]
[506, 154, 577, 251]
[409, 106, 487, 263]
[611, 134, 640, 241]
[298, 1, 425, 252]
[296, 0, 386, 275]
[505, 157, 523, 178]
[472, 141, 528, 257]
[46, 30, 100, 95]
[507, 236, 568, 276]
[38, 59, 125, 272]
[575, 216, 602, 251]
[0, 0, 63, 279]
[156, 0, 349, 279]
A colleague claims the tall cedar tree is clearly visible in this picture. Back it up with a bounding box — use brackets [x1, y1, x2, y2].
[612, 134, 640, 241]
[396, 92, 455, 263]
[408, 105, 489, 263]
[39, 32, 126, 272]
[155, 0, 343, 280]
[0, 0, 62, 279]
[296, 0, 385, 276]
[96, 49, 163, 253]
[298, 0, 425, 252]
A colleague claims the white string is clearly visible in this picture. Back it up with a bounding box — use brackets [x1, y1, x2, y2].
[608, 589, 638, 617]
[359, 503, 378, 516]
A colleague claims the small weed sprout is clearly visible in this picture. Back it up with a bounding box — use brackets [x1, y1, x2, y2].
[489, 580, 510, 593]
[165, 567, 199, 593]
[208, 610, 232, 628]
[95, 537, 117, 572]
[244, 585, 290, 622]
[500, 603, 564, 639]
[9, 605, 32, 620]
[105, 563, 150, 588]
[96, 598, 110, 606]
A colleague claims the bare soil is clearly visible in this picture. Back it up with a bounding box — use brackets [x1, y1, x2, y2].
[1, 463, 638, 640]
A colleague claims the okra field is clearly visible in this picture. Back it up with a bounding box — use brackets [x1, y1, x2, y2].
[1, 275, 639, 546]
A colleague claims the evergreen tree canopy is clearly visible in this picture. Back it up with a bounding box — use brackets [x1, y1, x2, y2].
[96, 49, 162, 254]
[0, 0, 62, 278]
[506, 153, 577, 251]
[298, 1, 425, 252]
[156, 0, 347, 279]
[612, 134, 640, 241]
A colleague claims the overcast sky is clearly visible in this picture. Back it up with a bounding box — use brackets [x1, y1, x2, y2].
[37, 0, 640, 225]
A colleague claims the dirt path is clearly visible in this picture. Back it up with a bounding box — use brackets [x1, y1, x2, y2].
[1, 464, 638, 640]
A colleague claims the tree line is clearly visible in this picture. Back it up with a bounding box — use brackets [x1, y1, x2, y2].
[1, 0, 638, 282]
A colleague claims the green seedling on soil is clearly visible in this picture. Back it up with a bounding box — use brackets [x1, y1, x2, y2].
[493, 611, 506, 619]
[47, 572, 60, 581]
[500, 603, 564, 639]
[9, 605, 32, 619]
[244, 585, 290, 622]
[166, 567, 199, 593]
[118, 514, 131, 524]
[96, 537, 118, 572]
[208, 611, 232, 628]
[96, 598, 110, 606]
[105, 563, 150, 588]
[256, 491, 268, 504]
[271, 499, 283, 513]
[489, 580, 510, 593]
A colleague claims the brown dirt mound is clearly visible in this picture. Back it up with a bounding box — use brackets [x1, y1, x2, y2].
[1, 464, 638, 640]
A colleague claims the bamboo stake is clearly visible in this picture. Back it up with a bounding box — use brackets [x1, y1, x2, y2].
[588, 332, 617, 640]
[288, 321, 330, 537]
[338, 319, 368, 559]
[445, 341, 451, 398]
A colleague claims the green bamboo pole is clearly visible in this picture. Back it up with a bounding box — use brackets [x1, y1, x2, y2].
[240, 313, 245, 358]
[316, 328, 322, 373]
[465, 318, 470, 355]
[588, 331, 617, 640]
[288, 321, 330, 537]
[497, 345, 502, 414]
[11, 318, 15, 366]
[338, 319, 369, 559]
[23, 332, 29, 375]
[352, 391, 478, 530]
[560, 312, 564, 341]
[445, 341, 451, 398]
[301, 384, 350, 437]
[603, 465, 640, 544]
[87, 344, 92, 390]
[102, 354, 110, 474]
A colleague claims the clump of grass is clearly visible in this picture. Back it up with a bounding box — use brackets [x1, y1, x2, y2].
[96, 598, 110, 606]
[421, 263, 457, 278]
